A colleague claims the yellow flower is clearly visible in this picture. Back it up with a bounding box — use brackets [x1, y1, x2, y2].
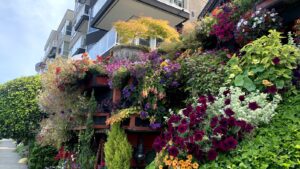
[262, 80, 273, 87]
[192, 162, 199, 169]
[187, 154, 193, 160]
[172, 159, 178, 167]
[165, 160, 171, 166]
[160, 61, 168, 67]
[159, 165, 163, 169]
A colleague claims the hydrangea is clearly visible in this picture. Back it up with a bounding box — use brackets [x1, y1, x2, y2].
[209, 86, 281, 126]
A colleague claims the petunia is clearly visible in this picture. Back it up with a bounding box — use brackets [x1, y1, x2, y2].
[272, 57, 280, 65]
[239, 95, 245, 101]
[168, 146, 179, 157]
[224, 98, 231, 105]
[178, 124, 188, 133]
[248, 102, 260, 110]
[207, 149, 218, 161]
[224, 108, 235, 116]
[194, 130, 205, 141]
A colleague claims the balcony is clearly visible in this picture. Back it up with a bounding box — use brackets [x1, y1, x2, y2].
[91, 0, 189, 30]
[74, 5, 89, 32]
[88, 28, 117, 59]
[71, 36, 86, 56]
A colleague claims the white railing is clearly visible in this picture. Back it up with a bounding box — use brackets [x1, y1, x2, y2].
[88, 28, 117, 59]
[92, 0, 108, 18]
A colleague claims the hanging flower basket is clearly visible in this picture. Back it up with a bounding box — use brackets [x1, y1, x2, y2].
[91, 75, 109, 87]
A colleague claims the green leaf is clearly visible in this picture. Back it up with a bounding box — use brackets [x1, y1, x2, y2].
[234, 75, 244, 87]
[275, 80, 284, 89]
[243, 76, 256, 91]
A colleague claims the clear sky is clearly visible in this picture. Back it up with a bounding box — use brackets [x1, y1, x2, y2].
[0, 0, 74, 84]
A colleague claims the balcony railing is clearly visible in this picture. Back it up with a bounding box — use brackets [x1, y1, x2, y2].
[88, 28, 117, 59]
[158, 0, 188, 9]
[75, 5, 89, 27]
[70, 36, 86, 55]
[92, 0, 108, 18]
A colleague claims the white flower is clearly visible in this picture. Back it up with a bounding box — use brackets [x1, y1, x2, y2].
[252, 23, 257, 28]
[243, 21, 248, 25]
[255, 10, 260, 15]
[272, 18, 276, 22]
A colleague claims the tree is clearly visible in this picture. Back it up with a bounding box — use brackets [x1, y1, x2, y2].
[0, 76, 43, 143]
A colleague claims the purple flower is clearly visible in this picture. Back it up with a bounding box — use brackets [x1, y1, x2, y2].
[153, 136, 166, 152]
[207, 149, 218, 161]
[224, 136, 238, 150]
[183, 104, 193, 116]
[213, 126, 227, 135]
[236, 120, 246, 128]
[144, 103, 151, 110]
[244, 124, 254, 133]
[219, 118, 228, 127]
[177, 124, 188, 133]
[207, 94, 215, 103]
[224, 108, 235, 116]
[248, 102, 260, 110]
[223, 89, 230, 96]
[168, 146, 179, 157]
[171, 81, 179, 87]
[272, 57, 280, 65]
[224, 98, 231, 105]
[210, 116, 219, 128]
[267, 86, 277, 94]
[194, 130, 205, 141]
[239, 95, 245, 101]
[198, 96, 207, 104]
[228, 117, 236, 126]
[140, 111, 148, 119]
[150, 122, 161, 129]
[168, 115, 181, 124]
[164, 132, 172, 141]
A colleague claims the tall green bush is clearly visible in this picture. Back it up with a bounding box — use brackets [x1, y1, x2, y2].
[202, 94, 300, 169]
[0, 76, 43, 143]
[104, 123, 132, 169]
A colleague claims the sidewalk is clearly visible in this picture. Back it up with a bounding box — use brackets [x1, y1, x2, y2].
[0, 139, 27, 169]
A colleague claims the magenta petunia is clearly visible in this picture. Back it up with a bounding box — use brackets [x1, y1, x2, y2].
[177, 124, 188, 133]
[207, 94, 215, 103]
[207, 149, 218, 161]
[248, 102, 260, 110]
[239, 95, 245, 101]
[227, 117, 236, 126]
[168, 146, 179, 157]
[267, 85, 277, 94]
[223, 89, 230, 96]
[224, 108, 235, 116]
[198, 96, 207, 104]
[194, 130, 205, 141]
[210, 116, 219, 128]
[272, 57, 280, 65]
[224, 98, 231, 105]
[224, 136, 238, 150]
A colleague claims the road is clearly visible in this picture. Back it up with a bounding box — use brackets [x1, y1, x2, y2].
[0, 139, 27, 169]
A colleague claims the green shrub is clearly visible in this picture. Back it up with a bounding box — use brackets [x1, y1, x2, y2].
[0, 76, 43, 143]
[28, 143, 58, 169]
[180, 51, 228, 101]
[226, 30, 300, 92]
[202, 94, 300, 169]
[104, 123, 132, 169]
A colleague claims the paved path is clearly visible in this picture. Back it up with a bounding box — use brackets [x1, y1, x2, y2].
[0, 139, 27, 169]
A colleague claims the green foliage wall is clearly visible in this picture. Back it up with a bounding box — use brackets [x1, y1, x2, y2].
[104, 123, 133, 169]
[202, 95, 300, 169]
[0, 76, 43, 142]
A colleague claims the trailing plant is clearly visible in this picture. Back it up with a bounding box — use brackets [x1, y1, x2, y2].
[209, 86, 281, 126]
[104, 123, 133, 169]
[202, 94, 300, 169]
[0, 76, 43, 143]
[235, 8, 282, 46]
[114, 17, 179, 44]
[180, 51, 228, 102]
[226, 30, 300, 92]
[153, 95, 253, 168]
[106, 107, 140, 125]
[28, 142, 58, 169]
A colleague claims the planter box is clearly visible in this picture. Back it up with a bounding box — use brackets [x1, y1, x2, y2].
[111, 45, 149, 62]
[93, 113, 110, 129]
[122, 114, 155, 132]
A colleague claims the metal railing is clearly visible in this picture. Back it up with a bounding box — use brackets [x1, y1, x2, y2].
[92, 0, 108, 18]
[75, 5, 89, 27]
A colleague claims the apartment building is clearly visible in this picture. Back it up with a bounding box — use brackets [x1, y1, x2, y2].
[40, 0, 209, 65]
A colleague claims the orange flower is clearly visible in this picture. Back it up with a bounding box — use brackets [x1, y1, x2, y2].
[82, 52, 88, 57]
[212, 7, 221, 17]
[192, 162, 199, 169]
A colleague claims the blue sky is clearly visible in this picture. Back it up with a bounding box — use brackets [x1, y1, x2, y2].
[0, 0, 74, 84]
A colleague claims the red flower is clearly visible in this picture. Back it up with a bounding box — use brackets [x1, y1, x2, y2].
[194, 130, 205, 141]
[55, 67, 61, 75]
[178, 124, 188, 133]
[168, 146, 179, 157]
[224, 108, 235, 116]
